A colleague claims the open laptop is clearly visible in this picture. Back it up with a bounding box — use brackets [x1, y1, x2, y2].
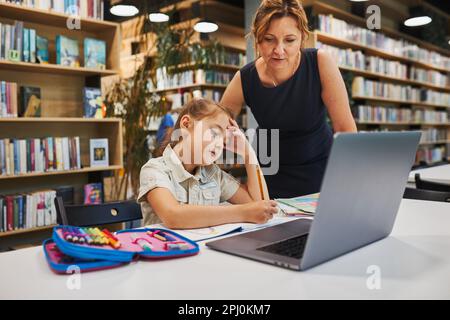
[206, 131, 421, 270]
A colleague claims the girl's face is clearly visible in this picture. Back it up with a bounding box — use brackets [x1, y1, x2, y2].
[257, 16, 302, 71]
[179, 112, 230, 166]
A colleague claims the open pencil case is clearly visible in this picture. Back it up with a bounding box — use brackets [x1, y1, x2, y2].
[43, 226, 200, 274]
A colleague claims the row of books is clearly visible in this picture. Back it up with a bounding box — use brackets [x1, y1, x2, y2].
[316, 14, 450, 70]
[190, 48, 247, 67]
[0, 0, 104, 20]
[420, 128, 448, 143]
[0, 20, 106, 69]
[353, 105, 412, 123]
[353, 105, 448, 124]
[0, 21, 47, 63]
[352, 77, 450, 106]
[0, 136, 81, 176]
[410, 67, 449, 88]
[165, 89, 223, 109]
[0, 190, 57, 233]
[414, 109, 448, 124]
[317, 42, 407, 79]
[416, 146, 446, 164]
[154, 68, 233, 90]
[317, 42, 448, 88]
[1, 84, 42, 118]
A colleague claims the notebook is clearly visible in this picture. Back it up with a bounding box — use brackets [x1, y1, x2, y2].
[276, 193, 320, 216]
[151, 216, 305, 242]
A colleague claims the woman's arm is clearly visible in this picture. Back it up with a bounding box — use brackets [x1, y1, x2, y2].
[220, 71, 245, 118]
[317, 49, 357, 133]
[146, 188, 277, 229]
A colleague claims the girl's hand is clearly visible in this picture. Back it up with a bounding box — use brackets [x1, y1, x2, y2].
[225, 118, 254, 160]
[242, 200, 278, 224]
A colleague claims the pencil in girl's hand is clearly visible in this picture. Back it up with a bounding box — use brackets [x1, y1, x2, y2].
[256, 165, 266, 201]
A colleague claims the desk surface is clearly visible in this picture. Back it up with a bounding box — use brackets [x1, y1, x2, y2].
[1, 199, 450, 300]
[409, 164, 450, 184]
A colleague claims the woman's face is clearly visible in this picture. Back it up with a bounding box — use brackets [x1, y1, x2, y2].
[257, 16, 302, 70]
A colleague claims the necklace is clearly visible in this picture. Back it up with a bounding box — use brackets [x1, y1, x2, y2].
[267, 52, 301, 87]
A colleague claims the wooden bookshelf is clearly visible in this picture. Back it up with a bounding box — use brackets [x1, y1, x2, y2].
[419, 141, 450, 146]
[0, 165, 123, 181]
[307, 1, 450, 64]
[0, 225, 55, 238]
[0, 4, 123, 241]
[0, 2, 117, 33]
[306, 1, 450, 166]
[0, 59, 117, 77]
[352, 96, 450, 109]
[356, 121, 450, 127]
[152, 83, 228, 94]
[314, 31, 449, 74]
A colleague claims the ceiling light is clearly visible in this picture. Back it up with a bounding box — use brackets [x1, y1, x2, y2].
[149, 13, 169, 23]
[110, 4, 139, 17]
[194, 21, 218, 33]
[404, 15, 432, 27]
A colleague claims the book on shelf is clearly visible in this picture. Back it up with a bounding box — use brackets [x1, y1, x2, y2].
[36, 34, 49, 64]
[83, 182, 103, 204]
[0, 81, 18, 117]
[0, 0, 105, 20]
[0, 136, 81, 176]
[19, 86, 41, 117]
[83, 87, 104, 118]
[315, 14, 450, 70]
[0, 189, 57, 233]
[89, 138, 108, 167]
[84, 37, 106, 70]
[56, 35, 80, 67]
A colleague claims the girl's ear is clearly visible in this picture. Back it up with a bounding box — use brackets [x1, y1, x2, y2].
[180, 115, 191, 129]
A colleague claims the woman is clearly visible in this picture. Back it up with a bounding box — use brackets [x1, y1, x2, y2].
[220, 0, 357, 199]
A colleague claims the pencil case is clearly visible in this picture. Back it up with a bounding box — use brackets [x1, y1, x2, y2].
[43, 239, 127, 274]
[43, 226, 200, 274]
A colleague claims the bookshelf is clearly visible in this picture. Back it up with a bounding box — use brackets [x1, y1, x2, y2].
[305, 1, 450, 166]
[0, 2, 123, 244]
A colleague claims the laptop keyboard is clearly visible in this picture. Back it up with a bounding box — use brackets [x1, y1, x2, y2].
[257, 234, 308, 259]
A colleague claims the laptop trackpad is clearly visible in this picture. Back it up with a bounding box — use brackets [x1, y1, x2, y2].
[242, 219, 312, 243]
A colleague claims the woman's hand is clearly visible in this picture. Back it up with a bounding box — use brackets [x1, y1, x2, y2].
[225, 118, 256, 163]
[242, 200, 278, 224]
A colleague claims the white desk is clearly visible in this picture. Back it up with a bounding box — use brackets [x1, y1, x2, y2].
[409, 164, 450, 185]
[1, 199, 450, 300]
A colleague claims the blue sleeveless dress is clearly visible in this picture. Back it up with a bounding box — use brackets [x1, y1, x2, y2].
[240, 48, 333, 198]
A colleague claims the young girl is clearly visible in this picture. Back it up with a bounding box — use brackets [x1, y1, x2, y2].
[138, 98, 278, 229]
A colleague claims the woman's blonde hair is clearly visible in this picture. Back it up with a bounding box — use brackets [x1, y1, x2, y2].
[156, 98, 233, 157]
[251, 0, 310, 55]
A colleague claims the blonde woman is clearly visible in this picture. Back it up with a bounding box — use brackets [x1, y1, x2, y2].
[221, 0, 357, 198]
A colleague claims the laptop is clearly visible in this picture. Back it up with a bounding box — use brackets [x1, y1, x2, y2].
[206, 131, 421, 271]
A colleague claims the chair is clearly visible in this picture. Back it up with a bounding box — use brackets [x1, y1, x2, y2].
[54, 196, 143, 227]
[403, 187, 450, 203]
[415, 173, 450, 193]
